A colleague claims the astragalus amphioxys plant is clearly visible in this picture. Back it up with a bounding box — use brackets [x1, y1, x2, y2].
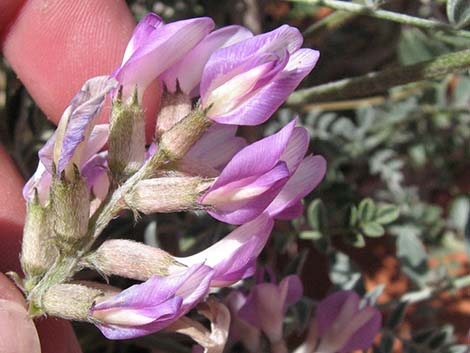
[15, 13, 328, 351]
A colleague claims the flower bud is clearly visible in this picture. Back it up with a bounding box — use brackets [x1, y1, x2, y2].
[108, 90, 146, 182]
[21, 194, 56, 281]
[75, 281, 121, 298]
[50, 169, 90, 247]
[159, 107, 212, 161]
[124, 177, 213, 214]
[84, 239, 186, 280]
[42, 283, 103, 321]
[156, 89, 192, 137]
[175, 158, 220, 178]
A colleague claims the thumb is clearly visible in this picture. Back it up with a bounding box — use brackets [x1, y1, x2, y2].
[1, 0, 159, 139]
[0, 273, 41, 353]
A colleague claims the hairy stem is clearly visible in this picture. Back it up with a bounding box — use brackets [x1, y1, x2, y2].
[287, 49, 470, 105]
[29, 109, 211, 316]
[303, 10, 357, 38]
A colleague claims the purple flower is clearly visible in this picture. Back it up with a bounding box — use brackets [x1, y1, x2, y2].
[89, 214, 274, 288]
[80, 150, 110, 200]
[314, 290, 382, 353]
[200, 25, 319, 125]
[199, 119, 326, 225]
[23, 76, 116, 203]
[41, 76, 116, 176]
[91, 264, 214, 339]
[175, 214, 274, 287]
[23, 161, 52, 204]
[114, 13, 214, 97]
[236, 274, 303, 343]
[161, 25, 253, 96]
[33, 125, 109, 203]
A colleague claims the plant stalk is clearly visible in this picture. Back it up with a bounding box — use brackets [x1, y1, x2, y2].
[287, 49, 470, 105]
[28, 109, 212, 316]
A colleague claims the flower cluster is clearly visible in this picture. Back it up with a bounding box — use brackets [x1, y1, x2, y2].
[225, 273, 382, 353]
[19, 12, 327, 347]
[226, 284, 381, 353]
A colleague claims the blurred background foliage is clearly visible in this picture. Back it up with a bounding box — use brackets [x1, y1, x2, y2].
[1, 0, 469, 352]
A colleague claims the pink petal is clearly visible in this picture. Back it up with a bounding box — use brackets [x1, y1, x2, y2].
[116, 17, 214, 93]
[203, 51, 288, 121]
[185, 124, 247, 170]
[200, 25, 303, 100]
[226, 291, 261, 352]
[81, 152, 108, 197]
[205, 161, 289, 224]
[176, 214, 274, 287]
[340, 308, 382, 353]
[239, 283, 284, 341]
[81, 124, 109, 164]
[279, 275, 303, 310]
[280, 126, 310, 172]
[206, 119, 296, 191]
[122, 13, 164, 64]
[266, 154, 326, 219]
[39, 76, 117, 175]
[162, 25, 253, 95]
[93, 264, 214, 339]
[238, 275, 303, 342]
[22, 161, 51, 203]
[210, 48, 319, 125]
[316, 290, 361, 338]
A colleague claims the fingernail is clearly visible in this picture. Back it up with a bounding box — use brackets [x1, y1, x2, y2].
[0, 299, 41, 353]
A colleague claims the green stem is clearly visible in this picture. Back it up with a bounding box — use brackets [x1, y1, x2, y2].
[28, 153, 166, 316]
[85, 151, 164, 243]
[303, 10, 357, 38]
[287, 48, 470, 105]
[27, 255, 77, 316]
[85, 108, 210, 245]
[290, 0, 470, 39]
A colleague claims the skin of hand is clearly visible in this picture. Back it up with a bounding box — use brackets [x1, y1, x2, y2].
[0, 1, 159, 352]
